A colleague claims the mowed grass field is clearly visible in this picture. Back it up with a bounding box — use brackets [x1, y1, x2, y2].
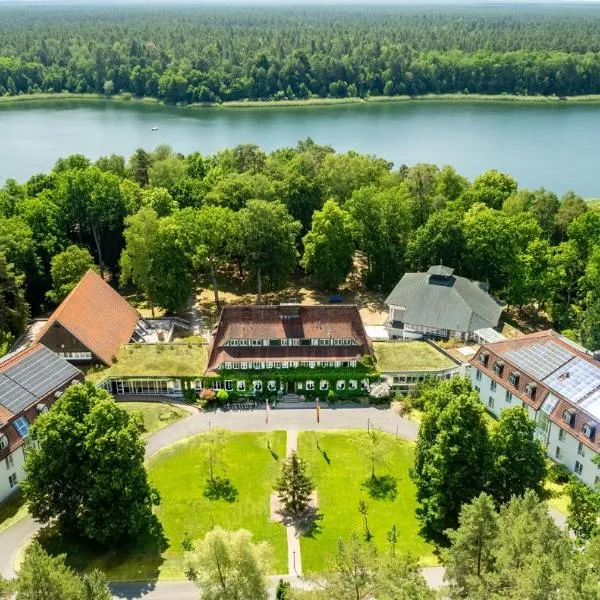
[298, 430, 435, 572]
[119, 401, 188, 438]
[41, 431, 287, 580]
[147, 430, 288, 578]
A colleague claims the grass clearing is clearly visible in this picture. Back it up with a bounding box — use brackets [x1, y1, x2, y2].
[0, 491, 28, 533]
[119, 402, 188, 438]
[87, 343, 208, 382]
[298, 430, 435, 572]
[40, 431, 287, 580]
[147, 430, 287, 578]
[545, 479, 569, 515]
[373, 341, 455, 372]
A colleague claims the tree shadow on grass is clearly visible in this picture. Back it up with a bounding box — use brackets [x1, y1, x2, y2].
[316, 440, 331, 465]
[203, 476, 239, 503]
[286, 506, 323, 539]
[36, 522, 166, 590]
[361, 474, 398, 501]
[267, 440, 279, 461]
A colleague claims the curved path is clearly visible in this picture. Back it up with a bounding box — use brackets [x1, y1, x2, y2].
[0, 406, 418, 582]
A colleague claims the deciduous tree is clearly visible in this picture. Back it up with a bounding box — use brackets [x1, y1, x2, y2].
[184, 528, 270, 600]
[488, 407, 546, 506]
[47, 245, 97, 304]
[23, 383, 163, 545]
[412, 380, 491, 543]
[238, 200, 301, 302]
[301, 199, 354, 290]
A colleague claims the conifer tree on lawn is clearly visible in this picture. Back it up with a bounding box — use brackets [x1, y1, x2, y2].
[275, 451, 314, 518]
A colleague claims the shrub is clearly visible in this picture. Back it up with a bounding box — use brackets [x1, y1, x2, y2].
[369, 381, 391, 401]
[548, 462, 572, 484]
[216, 389, 229, 403]
[200, 388, 216, 403]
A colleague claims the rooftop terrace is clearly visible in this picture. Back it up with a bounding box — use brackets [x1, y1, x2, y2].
[374, 341, 456, 373]
[87, 343, 208, 382]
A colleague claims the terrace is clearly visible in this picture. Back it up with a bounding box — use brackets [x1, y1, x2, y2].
[373, 340, 456, 373]
[86, 343, 208, 383]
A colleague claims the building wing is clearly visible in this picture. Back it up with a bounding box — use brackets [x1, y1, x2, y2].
[36, 270, 140, 365]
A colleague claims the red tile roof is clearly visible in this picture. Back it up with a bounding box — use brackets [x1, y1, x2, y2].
[36, 270, 140, 365]
[205, 304, 373, 375]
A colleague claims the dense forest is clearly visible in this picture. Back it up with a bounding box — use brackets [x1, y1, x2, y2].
[1, 140, 599, 357]
[2, 6, 600, 102]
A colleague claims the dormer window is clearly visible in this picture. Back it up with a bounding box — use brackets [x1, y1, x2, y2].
[508, 372, 520, 387]
[493, 360, 504, 375]
[525, 383, 537, 399]
[0, 434, 7, 450]
[479, 352, 489, 366]
[583, 423, 596, 439]
[563, 410, 574, 426]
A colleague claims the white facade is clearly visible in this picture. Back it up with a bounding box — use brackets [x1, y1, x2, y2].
[470, 365, 600, 487]
[0, 446, 26, 503]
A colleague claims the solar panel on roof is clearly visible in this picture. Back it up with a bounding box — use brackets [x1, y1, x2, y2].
[505, 341, 574, 380]
[0, 346, 80, 413]
[543, 357, 600, 404]
[0, 375, 37, 414]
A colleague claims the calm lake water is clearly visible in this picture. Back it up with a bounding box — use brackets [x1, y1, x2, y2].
[2, 98, 600, 196]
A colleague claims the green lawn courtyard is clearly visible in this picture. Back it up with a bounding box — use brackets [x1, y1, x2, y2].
[297, 430, 435, 572]
[40, 431, 286, 580]
[119, 401, 188, 438]
[146, 430, 288, 578]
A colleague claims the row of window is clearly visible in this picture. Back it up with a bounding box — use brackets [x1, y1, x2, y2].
[224, 338, 356, 348]
[221, 360, 357, 370]
[562, 409, 596, 440]
[211, 379, 368, 393]
[58, 351, 93, 360]
[475, 364, 536, 399]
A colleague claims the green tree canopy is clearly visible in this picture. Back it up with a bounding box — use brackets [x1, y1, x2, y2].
[47, 245, 98, 304]
[412, 378, 491, 543]
[488, 406, 546, 506]
[301, 199, 354, 290]
[23, 383, 163, 546]
[238, 200, 301, 301]
[184, 528, 271, 600]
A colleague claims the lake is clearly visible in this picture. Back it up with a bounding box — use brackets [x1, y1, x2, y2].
[2, 98, 600, 196]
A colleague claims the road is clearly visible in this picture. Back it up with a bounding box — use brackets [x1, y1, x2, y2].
[0, 404, 562, 599]
[0, 406, 418, 583]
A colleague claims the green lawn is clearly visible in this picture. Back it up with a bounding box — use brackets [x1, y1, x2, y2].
[119, 402, 188, 438]
[87, 343, 208, 382]
[0, 490, 28, 533]
[298, 430, 435, 572]
[147, 431, 287, 578]
[373, 341, 455, 372]
[41, 431, 287, 580]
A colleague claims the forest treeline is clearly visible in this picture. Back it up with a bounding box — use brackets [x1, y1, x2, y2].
[1, 140, 600, 357]
[2, 6, 600, 101]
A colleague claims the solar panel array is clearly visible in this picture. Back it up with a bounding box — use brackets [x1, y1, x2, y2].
[505, 341, 575, 380]
[0, 345, 80, 414]
[544, 357, 600, 404]
[579, 390, 600, 420]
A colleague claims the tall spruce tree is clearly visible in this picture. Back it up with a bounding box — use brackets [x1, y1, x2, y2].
[275, 451, 314, 518]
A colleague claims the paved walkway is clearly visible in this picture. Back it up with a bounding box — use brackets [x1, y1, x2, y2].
[284, 430, 302, 578]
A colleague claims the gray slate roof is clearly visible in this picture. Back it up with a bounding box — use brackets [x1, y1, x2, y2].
[385, 267, 503, 333]
[0, 344, 81, 415]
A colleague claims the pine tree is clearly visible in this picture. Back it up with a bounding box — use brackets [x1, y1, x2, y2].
[443, 493, 498, 597]
[275, 451, 314, 518]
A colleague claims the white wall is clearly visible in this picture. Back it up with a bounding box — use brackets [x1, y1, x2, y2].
[470, 366, 536, 420]
[0, 446, 26, 503]
[470, 365, 600, 487]
[546, 421, 600, 487]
